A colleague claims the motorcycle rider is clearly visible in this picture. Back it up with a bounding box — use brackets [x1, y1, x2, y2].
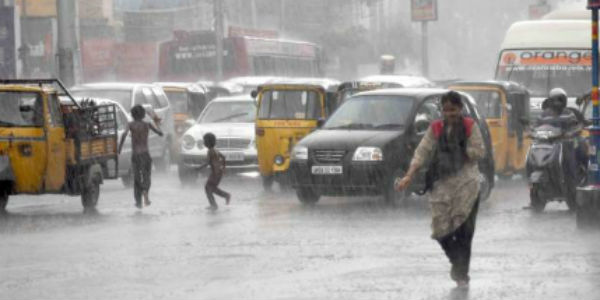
[529, 88, 586, 209]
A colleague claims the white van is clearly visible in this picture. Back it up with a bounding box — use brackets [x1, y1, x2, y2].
[494, 19, 591, 119]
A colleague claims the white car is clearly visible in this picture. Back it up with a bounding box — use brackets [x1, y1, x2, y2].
[178, 95, 257, 184]
[71, 82, 176, 171]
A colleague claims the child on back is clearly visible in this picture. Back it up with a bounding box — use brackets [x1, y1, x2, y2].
[201, 133, 231, 210]
[118, 105, 163, 209]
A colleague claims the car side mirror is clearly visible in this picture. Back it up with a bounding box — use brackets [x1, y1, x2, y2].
[519, 117, 530, 126]
[414, 119, 430, 136]
[250, 90, 258, 99]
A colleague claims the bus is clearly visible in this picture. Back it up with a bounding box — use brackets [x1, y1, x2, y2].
[158, 31, 323, 81]
[494, 19, 591, 119]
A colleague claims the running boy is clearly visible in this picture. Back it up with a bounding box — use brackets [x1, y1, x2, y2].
[118, 105, 163, 208]
[200, 133, 231, 210]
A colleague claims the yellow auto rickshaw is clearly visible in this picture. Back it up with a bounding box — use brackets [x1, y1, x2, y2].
[155, 82, 210, 156]
[254, 78, 340, 189]
[0, 79, 118, 213]
[449, 81, 531, 178]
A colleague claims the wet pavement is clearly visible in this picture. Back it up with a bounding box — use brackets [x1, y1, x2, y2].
[1, 171, 599, 300]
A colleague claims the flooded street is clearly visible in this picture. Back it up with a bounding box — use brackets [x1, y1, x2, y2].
[1, 171, 599, 299]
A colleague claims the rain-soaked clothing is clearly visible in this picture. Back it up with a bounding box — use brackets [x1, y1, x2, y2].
[121, 120, 162, 207]
[410, 117, 485, 282]
[410, 118, 485, 239]
[205, 148, 230, 208]
[439, 198, 479, 282]
[132, 152, 152, 206]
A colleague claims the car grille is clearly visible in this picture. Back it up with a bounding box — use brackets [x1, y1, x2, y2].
[313, 150, 346, 163]
[216, 138, 251, 149]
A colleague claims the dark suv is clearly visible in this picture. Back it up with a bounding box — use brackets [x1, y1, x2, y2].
[289, 88, 495, 204]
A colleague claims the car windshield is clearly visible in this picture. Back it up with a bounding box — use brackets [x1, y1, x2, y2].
[199, 101, 256, 123]
[0, 92, 44, 127]
[71, 89, 132, 109]
[324, 95, 413, 130]
[258, 90, 321, 120]
[165, 91, 188, 114]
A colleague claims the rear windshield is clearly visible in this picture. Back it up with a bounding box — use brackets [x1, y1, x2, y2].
[71, 89, 132, 109]
[0, 92, 44, 127]
[258, 90, 321, 120]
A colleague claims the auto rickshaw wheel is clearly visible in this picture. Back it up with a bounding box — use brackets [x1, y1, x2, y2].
[530, 185, 546, 213]
[384, 168, 409, 205]
[82, 173, 101, 210]
[0, 187, 8, 214]
[296, 187, 320, 204]
[262, 175, 274, 191]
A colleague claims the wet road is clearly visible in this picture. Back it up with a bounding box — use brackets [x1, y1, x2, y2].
[1, 171, 599, 300]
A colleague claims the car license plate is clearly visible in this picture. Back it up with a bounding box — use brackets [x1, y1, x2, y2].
[311, 165, 343, 175]
[224, 152, 244, 161]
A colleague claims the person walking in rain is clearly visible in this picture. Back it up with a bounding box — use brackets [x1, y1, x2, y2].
[395, 91, 485, 287]
[118, 105, 163, 209]
[199, 133, 231, 210]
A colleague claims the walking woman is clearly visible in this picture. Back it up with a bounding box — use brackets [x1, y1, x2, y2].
[395, 91, 485, 287]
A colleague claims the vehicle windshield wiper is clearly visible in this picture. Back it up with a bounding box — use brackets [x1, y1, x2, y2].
[211, 113, 248, 123]
[374, 123, 404, 129]
[326, 123, 374, 130]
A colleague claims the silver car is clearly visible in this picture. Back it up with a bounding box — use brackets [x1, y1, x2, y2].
[178, 95, 257, 184]
[71, 82, 176, 171]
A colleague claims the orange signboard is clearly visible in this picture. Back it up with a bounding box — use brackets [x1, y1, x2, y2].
[499, 50, 592, 66]
[16, 0, 57, 17]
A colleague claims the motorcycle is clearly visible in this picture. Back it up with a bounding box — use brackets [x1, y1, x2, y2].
[526, 124, 585, 212]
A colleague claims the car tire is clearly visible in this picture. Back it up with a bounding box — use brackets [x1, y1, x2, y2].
[0, 185, 9, 214]
[530, 185, 546, 213]
[296, 187, 320, 204]
[178, 162, 199, 185]
[262, 175, 274, 191]
[154, 143, 172, 173]
[384, 168, 410, 205]
[81, 172, 101, 211]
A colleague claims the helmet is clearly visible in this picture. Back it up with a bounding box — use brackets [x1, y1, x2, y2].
[549, 87, 567, 109]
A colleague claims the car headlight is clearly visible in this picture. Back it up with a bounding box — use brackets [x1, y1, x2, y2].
[274, 155, 285, 165]
[291, 146, 308, 160]
[182, 135, 195, 150]
[352, 147, 383, 161]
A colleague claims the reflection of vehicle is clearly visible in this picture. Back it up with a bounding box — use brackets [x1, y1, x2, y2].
[255, 78, 340, 189]
[290, 88, 495, 204]
[158, 31, 323, 81]
[526, 123, 584, 212]
[337, 75, 434, 106]
[65, 97, 165, 187]
[71, 83, 176, 171]
[0, 79, 118, 213]
[178, 96, 257, 184]
[494, 19, 590, 119]
[449, 81, 531, 178]
[154, 82, 211, 157]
